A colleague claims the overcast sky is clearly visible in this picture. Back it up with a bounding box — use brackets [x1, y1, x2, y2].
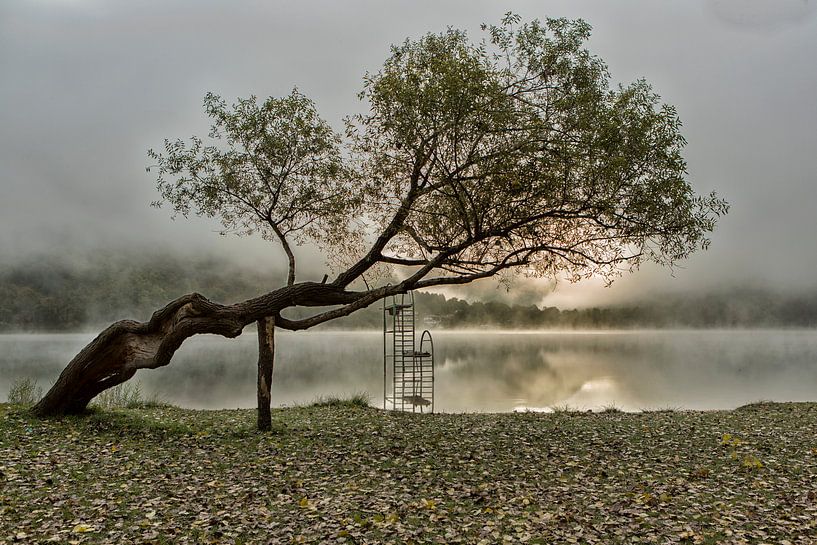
[1, 0, 816, 307]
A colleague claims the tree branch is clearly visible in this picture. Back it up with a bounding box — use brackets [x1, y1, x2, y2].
[270, 222, 296, 286]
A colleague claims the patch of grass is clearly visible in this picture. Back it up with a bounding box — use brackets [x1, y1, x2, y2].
[310, 392, 371, 408]
[91, 382, 166, 410]
[83, 409, 194, 437]
[736, 400, 776, 411]
[641, 406, 681, 413]
[550, 403, 580, 414]
[600, 403, 623, 413]
[6, 377, 43, 405]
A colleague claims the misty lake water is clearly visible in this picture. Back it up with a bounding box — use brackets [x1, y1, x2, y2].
[2, 330, 817, 412]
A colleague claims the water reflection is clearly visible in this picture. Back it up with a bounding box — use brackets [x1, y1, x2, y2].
[2, 330, 816, 412]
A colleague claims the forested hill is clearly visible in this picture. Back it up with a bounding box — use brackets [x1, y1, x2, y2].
[2, 254, 817, 331]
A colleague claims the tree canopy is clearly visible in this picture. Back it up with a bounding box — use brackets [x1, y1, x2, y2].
[152, 14, 725, 303]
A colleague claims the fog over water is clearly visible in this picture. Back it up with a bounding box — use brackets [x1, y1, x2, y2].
[4, 330, 817, 412]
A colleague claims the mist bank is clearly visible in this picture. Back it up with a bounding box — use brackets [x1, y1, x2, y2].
[2, 253, 817, 331]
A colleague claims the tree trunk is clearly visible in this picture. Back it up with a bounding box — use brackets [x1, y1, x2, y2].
[30, 282, 378, 417]
[256, 316, 275, 431]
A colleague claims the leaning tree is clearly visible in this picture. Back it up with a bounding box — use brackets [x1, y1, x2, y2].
[32, 15, 727, 428]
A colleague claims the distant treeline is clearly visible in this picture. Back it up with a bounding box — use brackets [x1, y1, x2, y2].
[354, 290, 817, 330]
[2, 254, 817, 331]
[0, 253, 271, 331]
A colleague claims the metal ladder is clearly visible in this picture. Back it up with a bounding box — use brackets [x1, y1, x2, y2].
[383, 291, 435, 413]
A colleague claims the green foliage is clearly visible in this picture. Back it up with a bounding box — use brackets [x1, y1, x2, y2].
[6, 377, 42, 405]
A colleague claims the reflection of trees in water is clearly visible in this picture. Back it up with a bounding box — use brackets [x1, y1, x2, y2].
[437, 344, 564, 409]
[434, 334, 653, 410]
[433, 331, 804, 410]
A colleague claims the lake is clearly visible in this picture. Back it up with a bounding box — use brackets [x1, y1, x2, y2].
[2, 330, 816, 412]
